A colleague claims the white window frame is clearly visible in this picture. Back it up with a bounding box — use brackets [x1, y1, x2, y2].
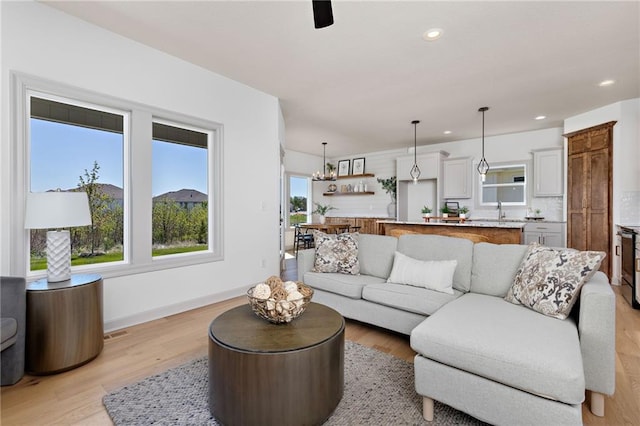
[11, 72, 224, 279]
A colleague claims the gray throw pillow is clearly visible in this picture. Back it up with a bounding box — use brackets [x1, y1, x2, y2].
[312, 231, 360, 275]
[505, 243, 605, 319]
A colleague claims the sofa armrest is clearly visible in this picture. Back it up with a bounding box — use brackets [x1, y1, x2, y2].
[297, 249, 315, 282]
[578, 271, 615, 395]
[1, 276, 26, 385]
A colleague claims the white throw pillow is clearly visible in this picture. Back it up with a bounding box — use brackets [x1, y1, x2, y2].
[387, 251, 457, 295]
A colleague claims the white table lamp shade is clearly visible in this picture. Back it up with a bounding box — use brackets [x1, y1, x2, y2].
[25, 191, 92, 229]
[24, 192, 92, 282]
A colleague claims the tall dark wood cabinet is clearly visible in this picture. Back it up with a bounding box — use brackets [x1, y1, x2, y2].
[565, 121, 615, 277]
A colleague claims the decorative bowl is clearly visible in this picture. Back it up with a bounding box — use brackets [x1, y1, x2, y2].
[247, 277, 314, 324]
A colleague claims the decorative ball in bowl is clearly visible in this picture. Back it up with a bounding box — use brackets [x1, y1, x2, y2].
[247, 276, 314, 324]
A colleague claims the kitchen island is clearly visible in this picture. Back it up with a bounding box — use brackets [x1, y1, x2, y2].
[377, 220, 525, 244]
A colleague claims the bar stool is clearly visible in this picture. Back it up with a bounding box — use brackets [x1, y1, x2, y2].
[294, 225, 314, 257]
[336, 225, 351, 234]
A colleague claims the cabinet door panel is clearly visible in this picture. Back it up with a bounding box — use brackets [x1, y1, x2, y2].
[534, 149, 563, 196]
[568, 133, 589, 155]
[568, 212, 587, 250]
[589, 150, 609, 211]
[542, 233, 563, 248]
[524, 232, 540, 245]
[443, 158, 471, 199]
[568, 154, 586, 211]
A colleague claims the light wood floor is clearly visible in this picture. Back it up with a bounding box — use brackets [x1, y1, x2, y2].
[1, 258, 638, 425]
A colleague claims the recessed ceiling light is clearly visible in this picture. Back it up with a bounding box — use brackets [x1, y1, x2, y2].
[599, 79, 615, 87]
[443, 130, 452, 135]
[535, 115, 546, 120]
[423, 28, 443, 41]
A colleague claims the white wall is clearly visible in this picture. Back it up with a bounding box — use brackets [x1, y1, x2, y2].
[1, 1, 281, 331]
[564, 98, 640, 284]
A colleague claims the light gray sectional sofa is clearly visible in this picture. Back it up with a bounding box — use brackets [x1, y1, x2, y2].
[297, 233, 616, 425]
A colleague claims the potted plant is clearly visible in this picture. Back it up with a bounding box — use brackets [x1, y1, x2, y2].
[312, 202, 336, 224]
[459, 206, 469, 219]
[377, 176, 397, 218]
[326, 163, 336, 179]
[421, 206, 432, 218]
[440, 205, 450, 218]
[377, 177, 397, 202]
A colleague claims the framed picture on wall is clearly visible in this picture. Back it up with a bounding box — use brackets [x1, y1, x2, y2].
[338, 160, 350, 177]
[352, 158, 365, 175]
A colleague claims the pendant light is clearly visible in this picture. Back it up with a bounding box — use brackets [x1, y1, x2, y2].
[312, 142, 336, 181]
[410, 120, 421, 184]
[477, 107, 490, 182]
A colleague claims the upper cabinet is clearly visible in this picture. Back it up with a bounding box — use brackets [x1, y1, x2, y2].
[443, 157, 472, 199]
[396, 151, 449, 181]
[533, 148, 563, 197]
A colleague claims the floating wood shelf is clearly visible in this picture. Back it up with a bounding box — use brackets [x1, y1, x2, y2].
[323, 191, 375, 196]
[336, 173, 375, 180]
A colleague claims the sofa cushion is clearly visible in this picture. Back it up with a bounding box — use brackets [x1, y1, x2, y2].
[471, 242, 528, 297]
[387, 251, 456, 295]
[411, 293, 585, 405]
[0, 318, 17, 351]
[303, 271, 386, 299]
[505, 243, 605, 319]
[397, 234, 473, 293]
[357, 234, 398, 279]
[312, 231, 360, 275]
[363, 283, 463, 316]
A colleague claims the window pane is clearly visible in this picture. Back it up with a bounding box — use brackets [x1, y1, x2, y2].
[484, 166, 525, 184]
[29, 96, 125, 271]
[289, 176, 310, 225]
[152, 122, 209, 257]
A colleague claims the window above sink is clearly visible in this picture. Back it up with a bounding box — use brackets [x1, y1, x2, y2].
[479, 162, 528, 206]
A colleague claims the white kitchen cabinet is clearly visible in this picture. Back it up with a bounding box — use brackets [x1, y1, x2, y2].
[524, 222, 566, 247]
[533, 148, 563, 197]
[443, 157, 472, 199]
[396, 151, 448, 181]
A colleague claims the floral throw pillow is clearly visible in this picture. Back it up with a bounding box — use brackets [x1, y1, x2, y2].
[312, 231, 360, 275]
[505, 243, 605, 319]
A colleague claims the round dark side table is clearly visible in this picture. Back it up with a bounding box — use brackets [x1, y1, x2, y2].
[26, 274, 103, 374]
[208, 302, 345, 426]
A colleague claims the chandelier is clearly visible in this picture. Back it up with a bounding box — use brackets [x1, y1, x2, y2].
[312, 142, 336, 181]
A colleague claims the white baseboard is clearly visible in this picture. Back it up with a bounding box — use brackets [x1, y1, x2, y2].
[104, 285, 247, 333]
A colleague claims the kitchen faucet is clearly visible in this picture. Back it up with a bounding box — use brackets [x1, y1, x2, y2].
[497, 201, 505, 222]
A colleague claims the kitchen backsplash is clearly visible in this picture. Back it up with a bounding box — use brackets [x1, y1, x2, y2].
[620, 191, 640, 224]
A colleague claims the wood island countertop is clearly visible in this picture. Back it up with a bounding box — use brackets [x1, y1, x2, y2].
[376, 220, 524, 244]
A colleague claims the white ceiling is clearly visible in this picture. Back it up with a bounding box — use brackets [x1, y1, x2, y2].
[44, 1, 640, 157]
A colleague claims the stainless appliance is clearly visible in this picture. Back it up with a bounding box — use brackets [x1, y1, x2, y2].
[618, 225, 640, 309]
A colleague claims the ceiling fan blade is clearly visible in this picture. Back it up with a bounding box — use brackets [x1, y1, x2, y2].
[312, 0, 334, 29]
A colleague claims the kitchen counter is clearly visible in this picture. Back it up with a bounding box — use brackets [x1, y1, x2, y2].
[469, 218, 566, 224]
[376, 220, 523, 244]
[326, 214, 394, 219]
[380, 220, 526, 229]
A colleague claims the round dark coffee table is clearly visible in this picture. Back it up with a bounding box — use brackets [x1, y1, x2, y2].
[208, 302, 345, 426]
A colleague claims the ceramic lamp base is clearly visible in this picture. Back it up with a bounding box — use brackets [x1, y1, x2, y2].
[46, 230, 71, 282]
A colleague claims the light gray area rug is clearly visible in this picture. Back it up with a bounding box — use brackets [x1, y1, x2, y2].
[104, 340, 486, 425]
